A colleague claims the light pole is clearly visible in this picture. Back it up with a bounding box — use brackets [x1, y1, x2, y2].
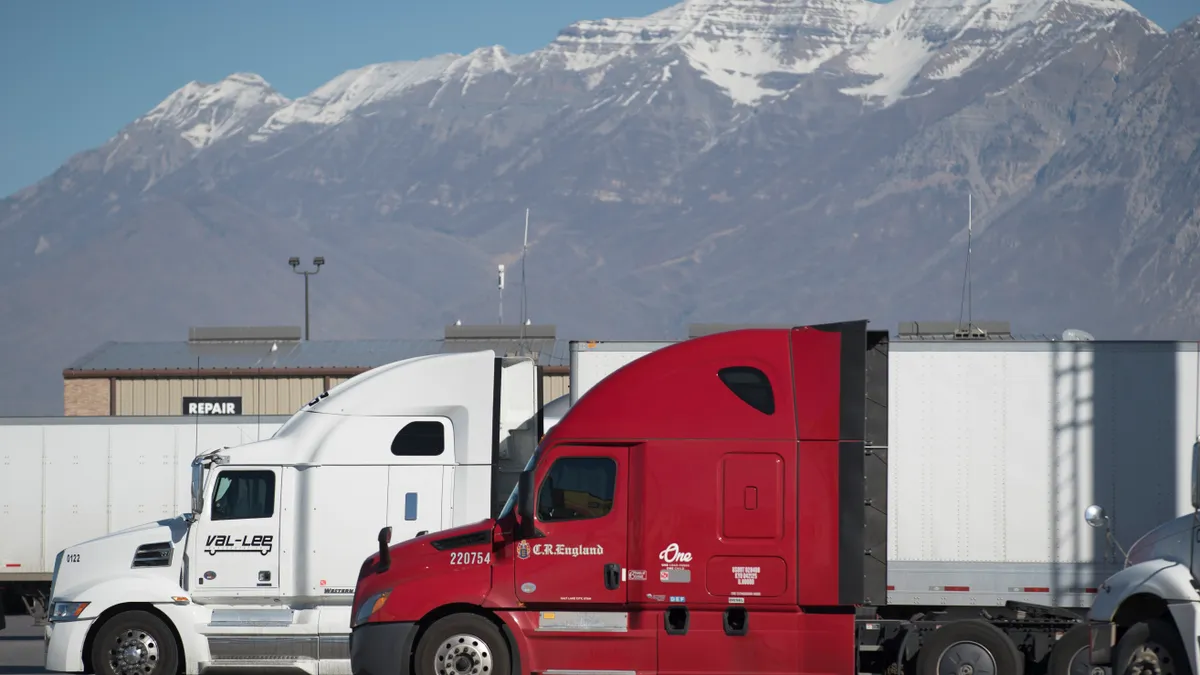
[288, 256, 324, 340]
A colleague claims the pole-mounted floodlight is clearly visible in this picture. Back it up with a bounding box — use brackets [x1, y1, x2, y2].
[498, 263, 505, 325]
[289, 256, 324, 340]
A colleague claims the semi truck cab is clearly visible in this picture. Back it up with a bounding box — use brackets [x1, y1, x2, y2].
[1087, 441, 1200, 674]
[42, 350, 546, 675]
[348, 321, 887, 675]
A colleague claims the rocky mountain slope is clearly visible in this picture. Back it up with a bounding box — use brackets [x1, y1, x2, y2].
[0, 0, 1194, 415]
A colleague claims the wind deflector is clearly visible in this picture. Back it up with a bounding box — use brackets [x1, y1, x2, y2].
[793, 320, 889, 607]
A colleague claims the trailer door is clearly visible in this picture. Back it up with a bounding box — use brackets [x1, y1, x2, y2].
[513, 444, 628, 606]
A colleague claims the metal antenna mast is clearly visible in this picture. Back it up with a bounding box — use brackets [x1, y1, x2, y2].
[518, 208, 530, 354]
[957, 192, 975, 334]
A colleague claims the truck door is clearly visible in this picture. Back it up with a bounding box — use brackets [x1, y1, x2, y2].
[514, 445, 628, 605]
[189, 466, 283, 597]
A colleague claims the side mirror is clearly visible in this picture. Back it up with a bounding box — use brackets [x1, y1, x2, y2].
[190, 460, 205, 516]
[1192, 442, 1200, 511]
[377, 526, 393, 572]
[516, 470, 536, 541]
[1084, 504, 1107, 528]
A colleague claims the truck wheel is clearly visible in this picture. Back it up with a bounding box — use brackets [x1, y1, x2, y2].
[1047, 622, 1091, 675]
[915, 619, 1023, 675]
[413, 613, 510, 675]
[1112, 618, 1192, 675]
[90, 610, 178, 675]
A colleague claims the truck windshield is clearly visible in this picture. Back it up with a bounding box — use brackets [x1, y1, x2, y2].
[498, 441, 545, 519]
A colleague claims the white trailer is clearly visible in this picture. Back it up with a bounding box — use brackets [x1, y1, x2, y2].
[568, 340, 673, 404]
[885, 338, 1199, 609]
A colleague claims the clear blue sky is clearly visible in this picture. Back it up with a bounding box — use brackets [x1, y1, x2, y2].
[0, 0, 1193, 198]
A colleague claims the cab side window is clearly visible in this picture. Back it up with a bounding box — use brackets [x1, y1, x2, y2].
[537, 457, 616, 522]
[211, 470, 276, 521]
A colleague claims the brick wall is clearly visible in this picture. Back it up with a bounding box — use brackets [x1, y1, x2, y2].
[64, 378, 111, 416]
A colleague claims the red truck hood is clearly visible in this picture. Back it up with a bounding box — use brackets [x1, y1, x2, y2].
[354, 519, 500, 623]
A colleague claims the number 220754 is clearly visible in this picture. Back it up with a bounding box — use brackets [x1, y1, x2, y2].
[449, 551, 491, 565]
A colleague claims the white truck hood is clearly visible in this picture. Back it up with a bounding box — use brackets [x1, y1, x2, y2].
[52, 516, 189, 601]
[1125, 512, 1194, 569]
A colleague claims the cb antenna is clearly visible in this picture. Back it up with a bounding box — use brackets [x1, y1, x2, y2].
[518, 208, 531, 355]
[957, 191, 975, 335]
[193, 354, 200, 457]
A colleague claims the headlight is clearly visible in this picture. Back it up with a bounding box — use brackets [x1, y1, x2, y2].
[48, 601, 90, 622]
[351, 589, 391, 628]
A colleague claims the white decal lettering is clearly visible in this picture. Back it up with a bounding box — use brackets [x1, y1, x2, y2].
[733, 565, 760, 586]
[658, 543, 693, 565]
[449, 551, 491, 565]
[531, 543, 605, 557]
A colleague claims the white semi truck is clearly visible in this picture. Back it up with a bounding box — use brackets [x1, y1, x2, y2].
[42, 351, 545, 675]
[41, 333, 1200, 675]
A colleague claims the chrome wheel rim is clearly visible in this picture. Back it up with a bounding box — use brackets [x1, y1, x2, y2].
[434, 632, 493, 675]
[107, 627, 160, 675]
[1126, 642, 1174, 675]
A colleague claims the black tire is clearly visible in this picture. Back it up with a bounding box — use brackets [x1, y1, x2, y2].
[915, 619, 1024, 675]
[89, 610, 178, 675]
[1112, 618, 1192, 675]
[1047, 622, 1091, 675]
[413, 613, 511, 675]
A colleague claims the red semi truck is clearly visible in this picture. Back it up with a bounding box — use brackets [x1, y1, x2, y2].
[346, 321, 1082, 675]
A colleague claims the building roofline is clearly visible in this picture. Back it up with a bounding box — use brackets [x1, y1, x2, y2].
[63, 364, 571, 379]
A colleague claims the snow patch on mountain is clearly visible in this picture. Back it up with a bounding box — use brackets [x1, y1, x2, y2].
[140, 72, 290, 149]
[542, 0, 1154, 105]
[442, 46, 519, 97]
[250, 54, 460, 140]
[837, 0, 1154, 104]
[545, 0, 872, 104]
[926, 45, 990, 80]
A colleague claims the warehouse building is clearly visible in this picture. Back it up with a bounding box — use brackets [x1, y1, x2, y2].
[62, 324, 569, 417]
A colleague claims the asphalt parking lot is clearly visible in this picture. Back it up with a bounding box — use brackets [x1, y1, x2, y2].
[1, 615, 46, 674]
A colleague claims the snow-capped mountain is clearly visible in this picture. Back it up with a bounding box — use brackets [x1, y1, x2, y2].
[0, 0, 1194, 415]
[140, 72, 291, 148]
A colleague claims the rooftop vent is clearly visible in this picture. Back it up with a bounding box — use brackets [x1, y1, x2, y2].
[188, 326, 303, 343]
[897, 321, 1012, 340]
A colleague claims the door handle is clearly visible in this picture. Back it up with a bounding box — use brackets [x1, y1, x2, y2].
[603, 563, 620, 590]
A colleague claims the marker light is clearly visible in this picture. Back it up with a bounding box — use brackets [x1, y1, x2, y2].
[352, 589, 392, 628]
